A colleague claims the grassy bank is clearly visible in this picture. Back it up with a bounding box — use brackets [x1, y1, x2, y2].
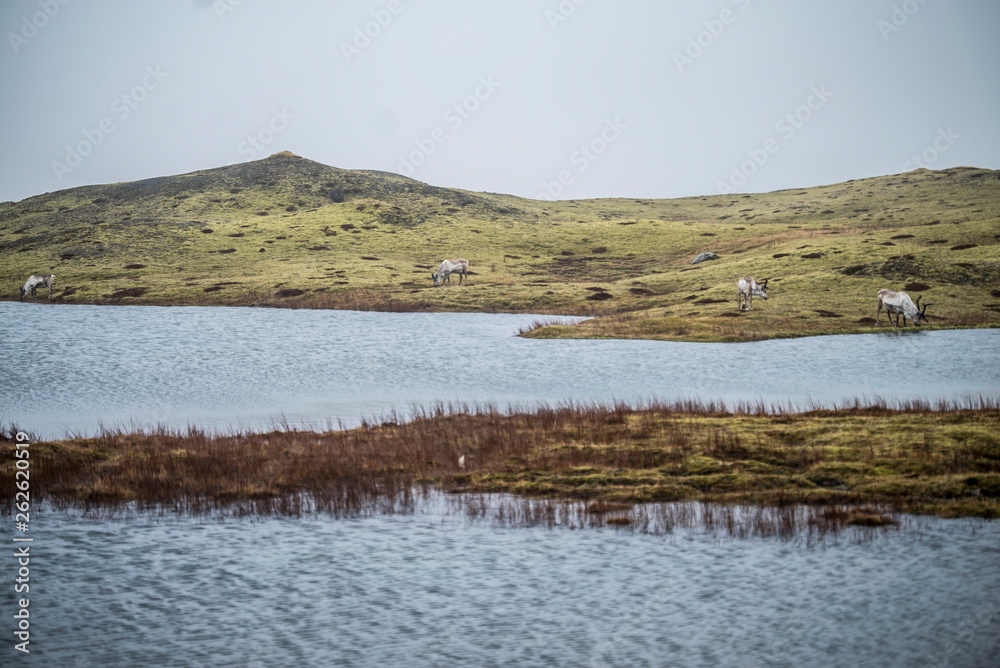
[4, 400, 997, 522]
[2, 152, 998, 342]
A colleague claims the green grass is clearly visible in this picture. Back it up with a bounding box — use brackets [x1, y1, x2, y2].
[2, 151, 998, 341]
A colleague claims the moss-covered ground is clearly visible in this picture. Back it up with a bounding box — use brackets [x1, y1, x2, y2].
[2, 152, 998, 341]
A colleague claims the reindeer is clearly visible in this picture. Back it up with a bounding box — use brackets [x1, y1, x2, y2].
[876, 289, 931, 327]
[431, 259, 469, 287]
[737, 277, 769, 311]
[18, 274, 55, 301]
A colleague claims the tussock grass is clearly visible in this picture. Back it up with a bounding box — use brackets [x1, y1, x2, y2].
[4, 399, 997, 528]
[2, 155, 998, 341]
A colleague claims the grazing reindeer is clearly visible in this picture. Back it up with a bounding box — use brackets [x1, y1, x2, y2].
[736, 277, 769, 311]
[432, 259, 469, 287]
[876, 289, 931, 327]
[19, 274, 55, 301]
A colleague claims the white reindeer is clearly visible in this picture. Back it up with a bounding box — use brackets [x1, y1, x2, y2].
[432, 259, 469, 287]
[19, 274, 55, 301]
[737, 277, 768, 311]
[876, 289, 931, 327]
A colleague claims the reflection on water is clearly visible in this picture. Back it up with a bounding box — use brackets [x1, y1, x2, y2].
[2, 302, 999, 438]
[2, 499, 998, 667]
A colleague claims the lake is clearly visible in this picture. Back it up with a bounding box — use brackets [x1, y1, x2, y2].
[2, 500, 998, 667]
[3, 302, 998, 439]
[3, 303, 1000, 666]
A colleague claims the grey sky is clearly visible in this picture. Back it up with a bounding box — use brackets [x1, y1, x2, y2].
[2, 0, 998, 204]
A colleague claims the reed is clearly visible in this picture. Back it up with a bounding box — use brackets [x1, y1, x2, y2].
[515, 318, 577, 336]
[2, 399, 997, 527]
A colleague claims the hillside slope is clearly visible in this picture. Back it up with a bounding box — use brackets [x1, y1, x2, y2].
[2, 151, 998, 341]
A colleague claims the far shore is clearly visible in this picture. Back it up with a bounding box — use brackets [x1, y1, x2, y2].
[4, 159, 997, 344]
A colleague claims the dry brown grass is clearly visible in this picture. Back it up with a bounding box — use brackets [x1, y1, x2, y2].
[3, 399, 997, 531]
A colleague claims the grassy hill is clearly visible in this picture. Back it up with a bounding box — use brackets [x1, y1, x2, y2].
[2, 151, 998, 341]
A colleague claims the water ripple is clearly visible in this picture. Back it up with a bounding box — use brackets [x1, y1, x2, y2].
[2, 506, 997, 667]
[2, 302, 998, 438]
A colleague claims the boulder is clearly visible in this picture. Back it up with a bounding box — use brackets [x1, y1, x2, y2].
[691, 252, 719, 265]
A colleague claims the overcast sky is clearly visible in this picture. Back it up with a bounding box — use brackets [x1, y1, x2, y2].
[2, 0, 998, 204]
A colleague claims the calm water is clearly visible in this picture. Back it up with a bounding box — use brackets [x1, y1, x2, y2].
[1, 502, 998, 667]
[2, 302, 998, 438]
